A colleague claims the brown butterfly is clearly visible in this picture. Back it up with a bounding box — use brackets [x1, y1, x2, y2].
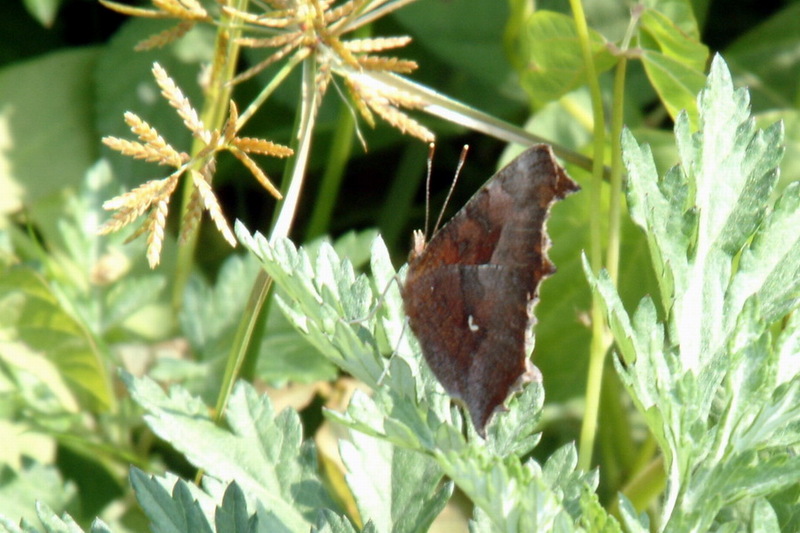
[401, 144, 579, 436]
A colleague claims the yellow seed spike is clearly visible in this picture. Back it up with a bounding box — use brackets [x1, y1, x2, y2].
[344, 79, 376, 127]
[230, 44, 301, 85]
[151, 62, 210, 143]
[222, 100, 239, 142]
[190, 170, 236, 246]
[368, 100, 434, 142]
[179, 186, 203, 244]
[121, 113, 186, 166]
[151, 0, 206, 20]
[146, 200, 169, 268]
[324, 0, 358, 24]
[101, 177, 166, 211]
[232, 137, 293, 157]
[222, 5, 297, 28]
[237, 33, 302, 49]
[122, 214, 152, 244]
[343, 36, 412, 53]
[229, 148, 283, 199]
[358, 56, 417, 73]
[135, 21, 195, 51]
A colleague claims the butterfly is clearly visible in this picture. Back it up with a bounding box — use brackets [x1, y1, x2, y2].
[401, 144, 579, 436]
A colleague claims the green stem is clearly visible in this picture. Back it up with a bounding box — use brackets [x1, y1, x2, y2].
[599, 8, 643, 499]
[570, 0, 609, 472]
[172, 0, 248, 311]
[607, 7, 640, 286]
[613, 453, 666, 517]
[305, 100, 355, 240]
[368, 71, 601, 176]
[211, 58, 320, 425]
[238, 50, 307, 131]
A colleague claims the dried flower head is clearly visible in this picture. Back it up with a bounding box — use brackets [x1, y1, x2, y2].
[226, 0, 433, 142]
[100, 63, 293, 268]
[100, 0, 211, 50]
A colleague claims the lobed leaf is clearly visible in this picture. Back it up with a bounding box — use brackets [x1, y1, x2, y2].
[340, 431, 451, 533]
[124, 373, 334, 530]
[594, 55, 800, 529]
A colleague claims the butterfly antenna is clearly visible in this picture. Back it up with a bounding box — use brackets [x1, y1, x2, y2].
[432, 144, 469, 235]
[423, 142, 435, 240]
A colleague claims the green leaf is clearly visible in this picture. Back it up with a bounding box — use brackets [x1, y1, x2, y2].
[434, 444, 610, 531]
[484, 381, 544, 457]
[756, 110, 800, 192]
[0, 459, 76, 528]
[236, 226, 386, 388]
[46, 160, 166, 338]
[124, 373, 335, 530]
[750, 498, 781, 533]
[517, 11, 617, 104]
[640, 50, 706, 129]
[214, 483, 251, 533]
[310, 510, 368, 533]
[392, 0, 513, 92]
[36, 502, 112, 533]
[0, 48, 99, 216]
[0, 501, 112, 533]
[639, 7, 708, 73]
[178, 251, 338, 387]
[725, 2, 800, 111]
[0, 266, 113, 411]
[130, 469, 213, 533]
[727, 181, 800, 325]
[594, 54, 800, 530]
[642, 0, 702, 40]
[340, 431, 450, 533]
[21, 0, 62, 27]
[616, 494, 649, 533]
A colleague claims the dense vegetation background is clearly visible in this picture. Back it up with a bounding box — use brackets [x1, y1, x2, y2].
[1, 0, 799, 531]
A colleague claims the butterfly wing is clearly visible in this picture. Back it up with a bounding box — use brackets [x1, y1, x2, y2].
[402, 144, 579, 435]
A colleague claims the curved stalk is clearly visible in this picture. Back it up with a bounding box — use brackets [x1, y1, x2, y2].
[211, 58, 320, 427]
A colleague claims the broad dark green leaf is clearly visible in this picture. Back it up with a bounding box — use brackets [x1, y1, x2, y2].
[640, 50, 706, 129]
[639, 8, 708, 73]
[0, 48, 99, 215]
[517, 11, 616, 105]
[725, 2, 800, 111]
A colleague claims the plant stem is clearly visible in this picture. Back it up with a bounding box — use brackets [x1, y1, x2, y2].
[570, 0, 610, 471]
[607, 7, 640, 286]
[305, 100, 355, 240]
[172, 0, 248, 311]
[212, 58, 320, 425]
[367, 71, 601, 176]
